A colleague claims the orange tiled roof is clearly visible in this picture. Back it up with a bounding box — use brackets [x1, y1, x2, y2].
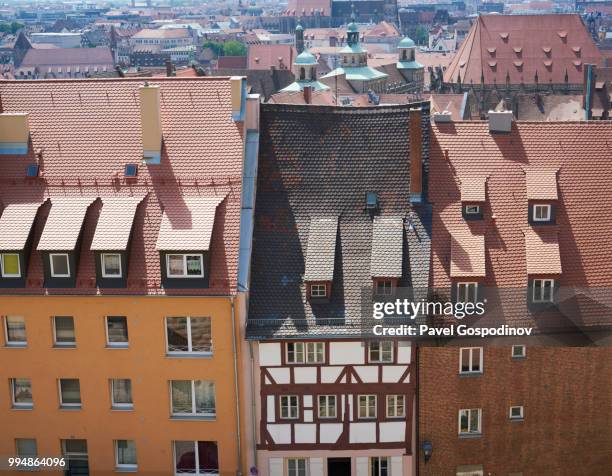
[460, 175, 486, 202]
[525, 168, 558, 200]
[450, 231, 485, 277]
[525, 229, 562, 275]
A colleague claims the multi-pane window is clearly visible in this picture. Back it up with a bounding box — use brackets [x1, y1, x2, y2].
[102, 253, 122, 278]
[457, 282, 478, 303]
[174, 441, 218, 475]
[458, 408, 481, 435]
[371, 456, 389, 476]
[53, 316, 75, 347]
[50, 253, 70, 277]
[317, 395, 336, 419]
[358, 395, 377, 419]
[115, 440, 137, 470]
[280, 395, 299, 419]
[512, 345, 526, 359]
[16, 438, 37, 458]
[106, 316, 129, 347]
[459, 347, 483, 374]
[533, 204, 551, 222]
[375, 279, 393, 296]
[4, 316, 26, 346]
[1, 253, 21, 277]
[166, 317, 212, 354]
[509, 406, 524, 420]
[111, 379, 133, 409]
[287, 458, 307, 476]
[59, 379, 81, 407]
[368, 341, 393, 363]
[286, 342, 324, 364]
[11, 378, 33, 409]
[386, 395, 405, 418]
[61, 439, 88, 464]
[170, 380, 215, 417]
[310, 284, 327, 298]
[166, 254, 204, 278]
[532, 279, 554, 303]
[465, 205, 481, 215]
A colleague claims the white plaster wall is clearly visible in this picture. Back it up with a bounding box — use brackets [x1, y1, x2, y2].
[391, 456, 402, 476]
[294, 423, 316, 443]
[330, 341, 365, 365]
[267, 395, 275, 423]
[304, 409, 313, 422]
[319, 423, 343, 443]
[356, 457, 369, 476]
[268, 367, 290, 384]
[397, 341, 412, 364]
[310, 457, 324, 476]
[294, 366, 317, 383]
[268, 424, 291, 444]
[269, 457, 283, 476]
[349, 422, 376, 443]
[354, 365, 378, 382]
[304, 395, 313, 407]
[321, 366, 343, 383]
[259, 342, 282, 366]
[379, 421, 406, 442]
[382, 365, 408, 383]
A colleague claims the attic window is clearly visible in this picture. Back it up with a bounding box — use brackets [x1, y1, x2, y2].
[532, 204, 552, 222]
[1, 254, 21, 278]
[374, 279, 395, 296]
[310, 283, 328, 298]
[124, 163, 138, 177]
[26, 164, 39, 178]
[366, 192, 379, 211]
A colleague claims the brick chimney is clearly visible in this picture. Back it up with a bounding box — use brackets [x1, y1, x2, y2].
[0, 113, 30, 155]
[139, 83, 162, 163]
[409, 108, 423, 204]
[303, 85, 313, 104]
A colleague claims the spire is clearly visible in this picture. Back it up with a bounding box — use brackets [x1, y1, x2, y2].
[347, 3, 359, 46]
[295, 18, 304, 54]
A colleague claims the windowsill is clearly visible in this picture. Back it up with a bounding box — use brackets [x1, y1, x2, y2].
[53, 344, 77, 349]
[511, 356, 527, 360]
[357, 417, 377, 421]
[509, 418, 524, 422]
[165, 352, 213, 359]
[459, 433, 482, 439]
[115, 466, 138, 473]
[459, 372, 483, 378]
[106, 344, 129, 349]
[170, 415, 216, 421]
[111, 405, 134, 411]
[12, 405, 33, 410]
[59, 405, 82, 410]
[5, 343, 27, 348]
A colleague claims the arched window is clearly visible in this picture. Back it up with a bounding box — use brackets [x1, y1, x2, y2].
[310, 67, 316, 80]
[402, 50, 407, 60]
[300, 67, 305, 80]
[410, 50, 415, 61]
[351, 56, 355, 64]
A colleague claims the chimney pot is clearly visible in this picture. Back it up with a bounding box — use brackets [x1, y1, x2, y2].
[0, 113, 30, 155]
[488, 110, 513, 133]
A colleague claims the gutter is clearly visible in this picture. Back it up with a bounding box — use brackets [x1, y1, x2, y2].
[230, 296, 243, 476]
[249, 340, 258, 470]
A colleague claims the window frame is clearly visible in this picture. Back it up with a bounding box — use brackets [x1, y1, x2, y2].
[309, 283, 327, 298]
[1, 253, 21, 278]
[317, 394, 337, 419]
[368, 341, 394, 363]
[49, 253, 71, 278]
[370, 456, 390, 476]
[15, 438, 38, 459]
[459, 347, 483, 374]
[58, 379, 81, 408]
[386, 394, 405, 418]
[458, 408, 482, 435]
[279, 395, 299, 420]
[11, 378, 33, 409]
[286, 342, 324, 364]
[358, 394, 377, 419]
[456, 282, 478, 303]
[286, 457, 308, 476]
[374, 279, 394, 296]
[110, 379, 133, 410]
[511, 345, 526, 359]
[52, 316, 76, 348]
[172, 441, 218, 476]
[105, 316, 129, 348]
[101, 253, 122, 278]
[166, 254, 204, 279]
[165, 316, 213, 355]
[509, 405, 524, 420]
[114, 439, 138, 470]
[170, 380, 216, 418]
[532, 278, 555, 303]
[464, 204, 481, 215]
[3, 316, 26, 346]
[532, 204, 551, 222]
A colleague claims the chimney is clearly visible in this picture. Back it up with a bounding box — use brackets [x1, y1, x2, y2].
[409, 108, 423, 204]
[165, 58, 175, 77]
[488, 110, 513, 133]
[139, 83, 162, 163]
[583, 63, 595, 120]
[433, 110, 452, 123]
[303, 85, 313, 104]
[0, 113, 30, 155]
[230, 76, 246, 121]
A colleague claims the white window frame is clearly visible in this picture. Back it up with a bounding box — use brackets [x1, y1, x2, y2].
[101, 253, 122, 278]
[358, 394, 377, 419]
[457, 282, 478, 303]
[310, 283, 327, 298]
[111, 379, 133, 410]
[11, 378, 33, 409]
[533, 204, 551, 222]
[49, 253, 70, 278]
[459, 347, 483, 374]
[370, 456, 390, 476]
[286, 342, 324, 364]
[286, 457, 308, 476]
[114, 439, 138, 471]
[52, 316, 76, 347]
[173, 441, 218, 476]
[317, 395, 336, 419]
[279, 395, 299, 420]
[3, 316, 26, 346]
[166, 254, 204, 278]
[105, 316, 129, 348]
[375, 279, 394, 296]
[512, 345, 526, 359]
[386, 394, 405, 418]
[170, 380, 216, 417]
[509, 405, 524, 420]
[165, 317, 212, 355]
[532, 278, 555, 303]
[58, 379, 81, 408]
[458, 408, 482, 435]
[464, 205, 481, 215]
[0, 253, 21, 278]
[368, 341, 393, 363]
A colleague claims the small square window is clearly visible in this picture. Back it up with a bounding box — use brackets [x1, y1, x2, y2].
[358, 394, 377, 419]
[310, 283, 327, 298]
[532, 279, 554, 303]
[4, 316, 26, 346]
[512, 345, 526, 359]
[465, 205, 481, 215]
[59, 379, 81, 408]
[115, 440, 137, 470]
[106, 316, 129, 347]
[50, 253, 70, 278]
[459, 347, 483, 374]
[457, 282, 478, 303]
[533, 204, 551, 222]
[53, 316, 76, 347]
[167, 254, 204, 278]
[16, 438, 37, 458]
[124, 163, 138, 177]
[368, 341, 393, 363]
[166, 316, 212, 354]
[111, 379, 133, 409]
[458, 408, 481, 435]
[375, 279, 394, 296]
[1, 253, 21, 278]
[386, 394, 405, 418]
[318, 395, 336, 419]
[509, 405, 524, 420]
[280, 395, 299, 419]
[170, 380, 216, 417]
[11, 378, 33, 409]
[26, 164, 39, 178]
[101, 253, 122, 278]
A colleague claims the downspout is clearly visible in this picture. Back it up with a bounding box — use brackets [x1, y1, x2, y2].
[249, 340, 258, 469]
[230, 296, 243, 476]
[585, 63, 593, 121]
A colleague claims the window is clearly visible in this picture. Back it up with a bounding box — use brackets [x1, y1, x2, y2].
[166, 317, 212, 354]
[1, 253, 21, 277]
[375, 279, 394, 296]
[106, 316, 129, 347]
[11, 378, 33, 409]
[310, 283, 327, 298]
[386, 394, 405, 418]
[61, 439, 87, 462]
[459, 347, 483, 374]
[287, 458, 307, 476]
[59, 379, 81, 408]
[368, 341, 393, 363]
[53, 316, 75, 347]
[50, 253, 70, 277]
[115, 440, 137, 470]
[457, 282, 478, 303]
[101, 253, 122, 278]
[280, 395, 299, 419]
[370, 456, 389, 476]
[16, 439, 37, 458]
[458, 408, 481, 435]
[166, 254, 204, 278]
[170, 380, 215, 417]
[465, 205, 481, 215]
[286, 342, 324, 364]
[4, 316, 26, 346]
[509, 406, 524, 420]
[111, 379, 133, 409]
[533, 204, 551, 222]
[173, 441, 218, 475]
[358, 395, 377, 419]
[532, 279, 554, 303]
[512, 345, 526, 359]
[318, 395, 336, 418]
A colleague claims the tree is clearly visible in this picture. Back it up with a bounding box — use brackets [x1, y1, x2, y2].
[414, 26, 428, 46]
[0, 21, 24, 34]
[222, 40, 246, 57]
[202, 40, 224, 58]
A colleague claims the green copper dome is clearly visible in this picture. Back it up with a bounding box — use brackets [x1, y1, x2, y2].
[295, 22, 303, 31]
[347, 21, 359, 33]
[398, 37, 416, 48]
[295, 50, 317, 65]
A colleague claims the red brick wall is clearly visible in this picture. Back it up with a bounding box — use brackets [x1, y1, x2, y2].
[418, 347, 612, 476]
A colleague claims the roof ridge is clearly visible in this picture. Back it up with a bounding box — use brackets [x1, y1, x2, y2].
[0, 76, 240, 84]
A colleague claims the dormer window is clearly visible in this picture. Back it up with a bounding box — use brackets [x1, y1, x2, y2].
[304, 217, 338, 302]
[310, 283, 327, 298]
[532, 278, 554, 303]
[167, 254, 204, 278]
[460, 176, 486, 220]
[465, 205, 481, 215]
[456, 282, 478, 303]
[1, 253, 21, 278]
[526, 169, 558, 225]
[50, 253, 70, 278]
[101, 253, 122, 278]
[375, 279, 394, 296]
[532, 204, 551, 222]
[371, 216, 403, 298]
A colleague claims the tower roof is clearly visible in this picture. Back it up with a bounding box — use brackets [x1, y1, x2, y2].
[295, 49, 317, 65]
[399, 37, 416, 48]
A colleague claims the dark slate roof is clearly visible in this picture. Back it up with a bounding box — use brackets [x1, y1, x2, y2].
[247, 102, 432, 339]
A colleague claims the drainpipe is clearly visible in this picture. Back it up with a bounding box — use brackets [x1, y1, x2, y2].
[415, 344, 420, 475]
[585, 63, 593, 121]
[249, 340, 258, 470]
[230, 296, 243, 476]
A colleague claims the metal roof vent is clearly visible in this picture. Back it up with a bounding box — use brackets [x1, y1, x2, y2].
[433, 111, 452, 123]
[488, 110, 513, 133]
[366, 192, 379, 211]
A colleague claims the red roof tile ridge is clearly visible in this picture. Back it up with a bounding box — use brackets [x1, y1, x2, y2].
[0, 76, 242, 84]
